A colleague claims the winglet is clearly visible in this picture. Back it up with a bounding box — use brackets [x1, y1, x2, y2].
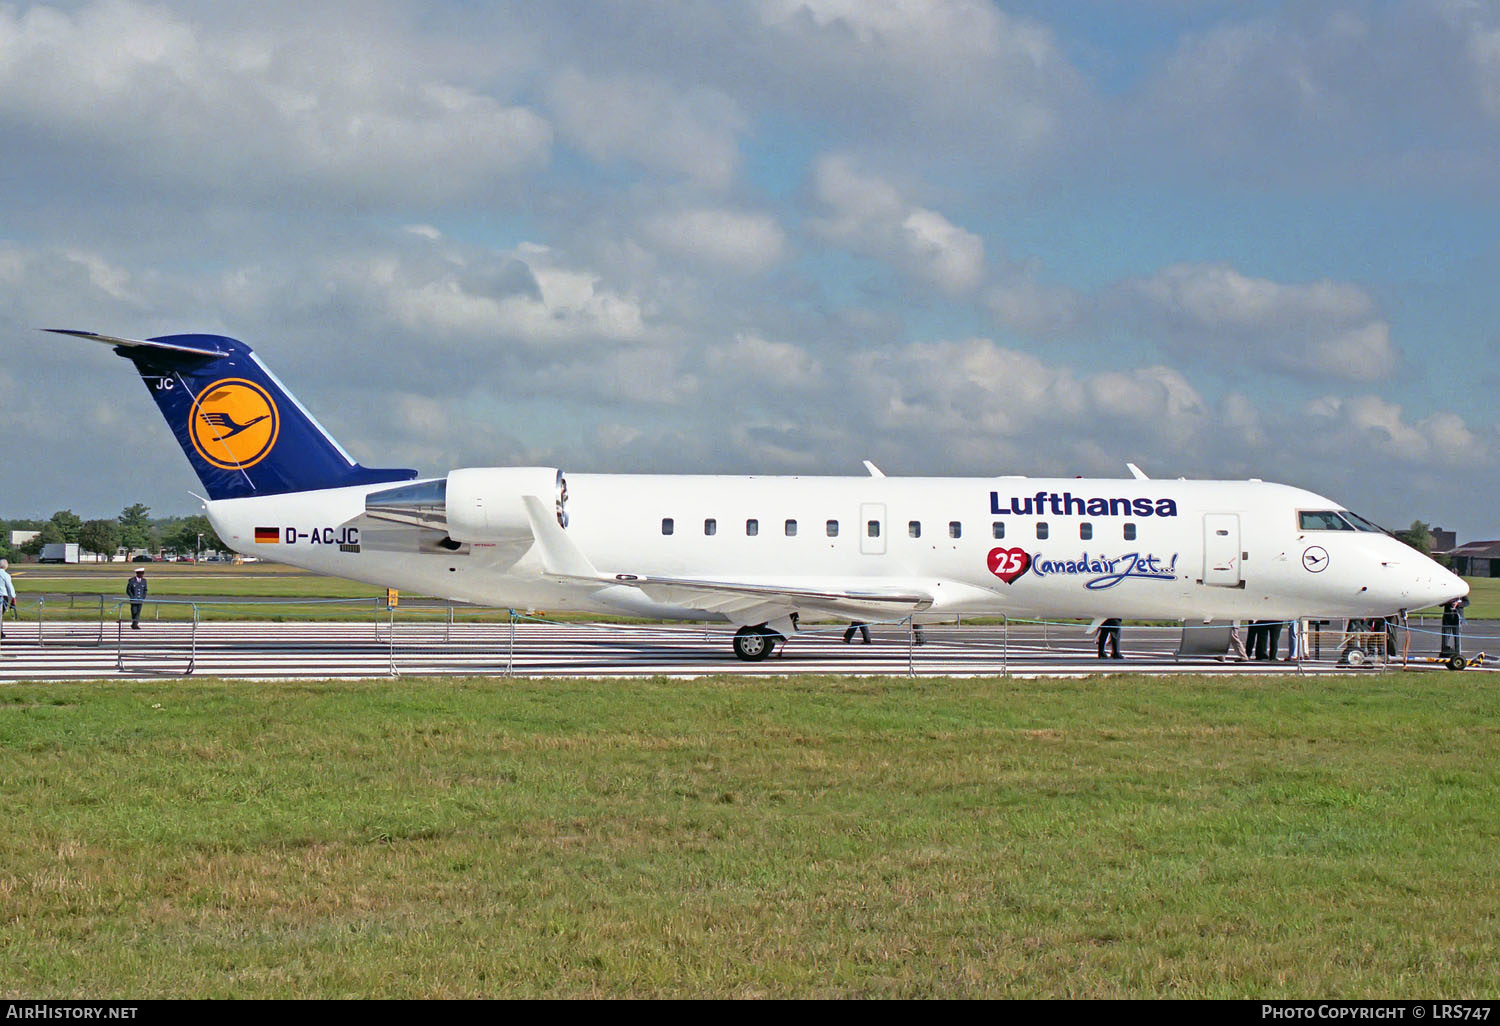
[862, 460, 885, 478]
[1126, 462, 1149, 480]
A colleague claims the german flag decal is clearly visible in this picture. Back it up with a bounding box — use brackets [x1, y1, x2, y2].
[254, 527, 280, 544]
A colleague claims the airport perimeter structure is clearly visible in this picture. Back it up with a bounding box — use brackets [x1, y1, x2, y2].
[0, 598, 1491, 679]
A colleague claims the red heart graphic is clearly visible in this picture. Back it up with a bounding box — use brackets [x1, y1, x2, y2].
[987, 547, 1031, 584]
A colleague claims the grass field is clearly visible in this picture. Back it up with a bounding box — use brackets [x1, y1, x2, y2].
[2, 673, 1497, 998]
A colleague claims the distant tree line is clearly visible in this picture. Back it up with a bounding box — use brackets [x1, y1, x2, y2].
[0, 504, 227, 562]
[1388, 520, 1459, 568]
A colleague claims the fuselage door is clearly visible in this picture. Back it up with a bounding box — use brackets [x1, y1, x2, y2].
[860, 502, 887, 556]
[1203, 513, 1242, 587]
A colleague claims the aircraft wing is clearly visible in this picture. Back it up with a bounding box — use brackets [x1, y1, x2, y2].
[357, 488, 934, 625]
[517, 498, 935, 623]
[571, 572, 934, 626]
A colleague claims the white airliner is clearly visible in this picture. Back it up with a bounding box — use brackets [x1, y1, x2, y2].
[50, 330, 1467, 660]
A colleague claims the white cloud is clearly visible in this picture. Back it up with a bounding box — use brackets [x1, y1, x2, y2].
[756, 0, 1086, 159]
[760, 0, 1010, 59]
[0, 0, 552, 202]
[705, 333, 823, 388]
[546, 68, 744, 190]
[0, 243, 158, 327]
[643, 208, 786, 273]
[810, 155, 985, 295]
[1116, 263, 1399, 382]
[532, 347, 701, 406]
[1461, 15, 1500, 116]
[332, 244, 647, 347]
[984, 277, 1084, 336]
[1304, 395, 1480, 467]
[900, 209, 985, 295]
[1127, 3, 1500, 190]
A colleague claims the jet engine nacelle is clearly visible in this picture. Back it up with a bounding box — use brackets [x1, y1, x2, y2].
[444, 467, 569, 543]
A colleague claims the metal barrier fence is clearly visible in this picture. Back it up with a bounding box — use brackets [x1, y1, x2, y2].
[378, 612, 1492, 676]
[0, 593, 1492, 677]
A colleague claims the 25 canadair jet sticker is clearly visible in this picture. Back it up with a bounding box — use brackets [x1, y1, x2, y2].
[189, 378, 280, 470]
[988, 548, 1180, 589]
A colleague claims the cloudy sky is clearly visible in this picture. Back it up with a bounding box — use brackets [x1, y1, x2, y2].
[2, 0, 1497, 538]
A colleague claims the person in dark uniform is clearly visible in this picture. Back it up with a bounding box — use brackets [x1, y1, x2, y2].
[843, 621, 871, 644]
[1247, 620, 1265, 660]
[1096, 618, 1122, 659]
[1440, 597, 1469, 657]
[126, 567, 148, 629]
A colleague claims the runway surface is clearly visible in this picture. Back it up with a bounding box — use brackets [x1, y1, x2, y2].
[0, 619, 1488, 680]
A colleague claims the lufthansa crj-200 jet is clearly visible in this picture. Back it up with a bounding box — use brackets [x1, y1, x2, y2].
[49, 330, 1467, 660]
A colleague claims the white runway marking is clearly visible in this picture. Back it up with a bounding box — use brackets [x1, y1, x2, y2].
[0, 620, 1485, 680]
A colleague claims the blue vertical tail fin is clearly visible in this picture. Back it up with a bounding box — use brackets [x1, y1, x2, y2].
[48, 330, 417, 500]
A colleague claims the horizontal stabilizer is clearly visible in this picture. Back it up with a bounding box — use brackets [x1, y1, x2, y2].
[44, 329, 228, 359]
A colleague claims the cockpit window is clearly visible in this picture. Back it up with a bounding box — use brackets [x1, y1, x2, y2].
[1341, 511, 1387, 533]
[1299, 510, 1355, 531]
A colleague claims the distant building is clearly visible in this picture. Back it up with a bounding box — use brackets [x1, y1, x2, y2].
[1448, 540, 1500, 578]
[1431, 527, 1457, 554]
[9, 530, 39, 547]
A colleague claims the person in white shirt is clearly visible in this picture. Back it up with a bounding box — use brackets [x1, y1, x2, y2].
[0, 558, 16, 638]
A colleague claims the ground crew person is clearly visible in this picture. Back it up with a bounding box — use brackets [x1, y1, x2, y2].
[126, 567, 148, 629]
[0, 559, 14, 638]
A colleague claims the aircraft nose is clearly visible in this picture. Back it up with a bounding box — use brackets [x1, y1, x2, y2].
[1412, 561, 1468, 610]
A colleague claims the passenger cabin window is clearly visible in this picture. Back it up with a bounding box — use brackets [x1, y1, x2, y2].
[661, 518, 674, 536]
[909, 521, 921, 538]
[785, 519, 797, 537]
[1299, 510, 1355, 531]
[746, 519, 758, 537]
[1036, 522, 1049, 540]
[1080, 523, 1092, 540]
[827, 520, 839, 537]
[992, 522, 1005, 539]
[704, 518, 716, 536]
[1123, 523, 1136, 541]
[949, 521, 962, 539]
[867, 520, 880, 538]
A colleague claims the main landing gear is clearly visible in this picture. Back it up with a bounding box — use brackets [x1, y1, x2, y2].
[732, 625, 785, 661]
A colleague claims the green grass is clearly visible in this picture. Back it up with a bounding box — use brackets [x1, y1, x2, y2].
[1459, 576, 1500, 620]
[1, 673, 1497, 998]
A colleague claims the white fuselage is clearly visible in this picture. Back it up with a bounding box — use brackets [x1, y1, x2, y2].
[203, 473, 1466, 625]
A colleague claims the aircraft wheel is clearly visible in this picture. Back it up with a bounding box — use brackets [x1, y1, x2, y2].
[1342, 649, 1366, 666]
[1447, 655, 1467, 671]
[733, 626, 776, 661]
